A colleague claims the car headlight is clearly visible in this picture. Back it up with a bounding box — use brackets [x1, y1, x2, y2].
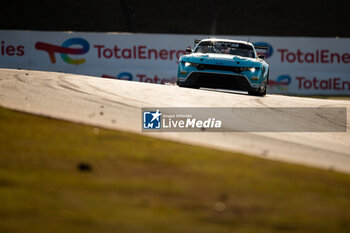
[184, 62, 199, 68]
[241, 67, 258, 72]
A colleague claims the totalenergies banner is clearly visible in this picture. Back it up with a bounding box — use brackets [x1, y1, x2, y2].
[0, 30, 349, 95]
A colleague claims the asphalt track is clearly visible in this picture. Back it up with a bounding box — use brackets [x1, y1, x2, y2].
[1, 68, 349, 173]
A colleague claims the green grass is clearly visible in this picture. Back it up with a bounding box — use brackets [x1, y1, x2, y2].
[1, 107, 350, 233]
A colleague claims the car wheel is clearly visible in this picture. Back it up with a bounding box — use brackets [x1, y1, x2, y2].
[248, 82, 266, 96]
[178, 83, 199, 89]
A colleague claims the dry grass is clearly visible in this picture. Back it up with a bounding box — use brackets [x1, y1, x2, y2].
[1, 107, 350, 233]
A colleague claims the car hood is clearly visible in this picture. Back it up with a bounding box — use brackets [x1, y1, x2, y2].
[181, 53, 260, 67]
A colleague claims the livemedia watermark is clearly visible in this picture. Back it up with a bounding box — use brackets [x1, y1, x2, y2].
[142, 107, 347, 132]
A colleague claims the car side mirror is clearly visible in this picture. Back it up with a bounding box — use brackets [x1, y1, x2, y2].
[258, 55, 265, 59]
[186, 47, 193, 54]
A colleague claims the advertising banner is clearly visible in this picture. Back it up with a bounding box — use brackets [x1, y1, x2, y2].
[0, 30, 349, 95]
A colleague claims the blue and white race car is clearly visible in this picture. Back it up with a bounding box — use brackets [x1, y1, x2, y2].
[177, 39, 269, 96]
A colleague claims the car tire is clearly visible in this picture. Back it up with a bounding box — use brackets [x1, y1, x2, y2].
[248, 73, 268, 96]
[178, 83, 199, 89]
[248, 82, 266, 96]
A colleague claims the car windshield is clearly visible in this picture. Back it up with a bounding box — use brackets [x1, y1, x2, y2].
[194, 41, 255, 58]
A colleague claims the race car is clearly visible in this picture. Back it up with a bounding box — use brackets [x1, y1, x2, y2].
[177, 39, 269, 96]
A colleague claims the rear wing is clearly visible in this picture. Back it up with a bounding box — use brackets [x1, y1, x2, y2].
[254, 45, 269, 51]
[254, 45, 269, 59]
[194, 39, 201, 46]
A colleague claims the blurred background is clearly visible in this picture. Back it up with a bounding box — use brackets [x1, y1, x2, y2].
[1, 0, 349, 37]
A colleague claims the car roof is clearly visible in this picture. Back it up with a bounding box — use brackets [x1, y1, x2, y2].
[198, 38, 253, 47]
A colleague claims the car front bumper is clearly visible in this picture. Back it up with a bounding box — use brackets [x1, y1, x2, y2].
[177, 71, 262, 91]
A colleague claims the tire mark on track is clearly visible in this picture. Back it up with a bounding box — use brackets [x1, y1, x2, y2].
[57, 83, 91, 95]
[55, 75, 91, 95]
[100, 97, 140, 109]
[253, 96, 346, 130]
[14, 74, 27, 83]
[80, 96, 139, 109]
[86, 82, 150, 106]
[58, 75, 84, 90]
[57, 77, 148, 107]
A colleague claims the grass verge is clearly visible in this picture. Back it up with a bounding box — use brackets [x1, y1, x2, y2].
[1, 107, 350, 233]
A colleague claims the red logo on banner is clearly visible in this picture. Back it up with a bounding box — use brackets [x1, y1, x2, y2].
[35, 38, 90, 64]
[296, 76, 350, 90]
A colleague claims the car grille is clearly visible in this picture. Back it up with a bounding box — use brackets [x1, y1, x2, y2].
[196, 64, 243, 73]
[184, 72, 254, 91]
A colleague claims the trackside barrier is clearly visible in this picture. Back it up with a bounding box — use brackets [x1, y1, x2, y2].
[0, 30, 349, 95]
